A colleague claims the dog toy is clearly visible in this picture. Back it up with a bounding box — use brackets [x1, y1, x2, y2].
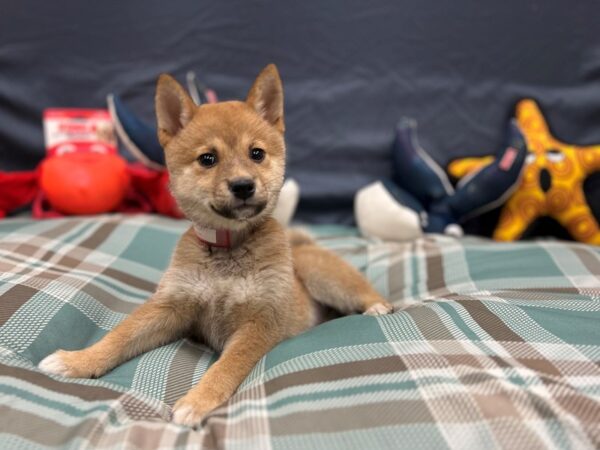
[355, 119, 527, 241]
[0, 171, 38, 219]
[0, 109, 181, 218]
[40, 147, 130, 215]
[448, 99, 600, 244]
[0, 158, 181, 219]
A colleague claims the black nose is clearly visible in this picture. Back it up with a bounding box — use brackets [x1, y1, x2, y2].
[229, 178, 255, 200]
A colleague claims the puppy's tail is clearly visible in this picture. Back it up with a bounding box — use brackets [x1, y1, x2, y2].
[287, 227, 316, 247]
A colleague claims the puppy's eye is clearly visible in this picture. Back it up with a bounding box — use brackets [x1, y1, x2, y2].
[250, 148, 265, 162]
[198, 153, 217, 167]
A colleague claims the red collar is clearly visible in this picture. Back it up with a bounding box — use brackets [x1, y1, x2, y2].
[194, 225, 233, 249]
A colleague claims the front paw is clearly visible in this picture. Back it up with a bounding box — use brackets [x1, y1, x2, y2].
[39, 349, 107, 378]
[171, 392, 222, 427]
[363, 301, 394, 316]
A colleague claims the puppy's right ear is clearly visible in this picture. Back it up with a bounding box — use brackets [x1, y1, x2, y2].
[155, 74, 196, 148]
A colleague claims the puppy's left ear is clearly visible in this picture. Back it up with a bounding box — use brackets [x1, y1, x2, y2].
[155, 74, 196, 148]
[246, 64, 284, 133]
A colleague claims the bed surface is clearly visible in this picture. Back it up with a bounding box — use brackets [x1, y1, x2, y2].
[0, 214, 599, 449]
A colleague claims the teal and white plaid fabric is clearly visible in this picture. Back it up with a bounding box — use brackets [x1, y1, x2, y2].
[0, 215, 599, 449]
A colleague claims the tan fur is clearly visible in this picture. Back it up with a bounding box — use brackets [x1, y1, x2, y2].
[39, 64, 392, 426]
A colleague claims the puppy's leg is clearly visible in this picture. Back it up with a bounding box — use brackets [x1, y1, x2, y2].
[39, 297, 193, 378]
[292, 243, 393, 316]
[172, 320, 278, 426]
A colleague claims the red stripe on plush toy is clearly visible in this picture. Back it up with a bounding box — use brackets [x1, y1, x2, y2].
[499, 147, 518, 171]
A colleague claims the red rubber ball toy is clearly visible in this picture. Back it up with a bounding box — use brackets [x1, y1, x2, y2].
[40, 152, 130, 215]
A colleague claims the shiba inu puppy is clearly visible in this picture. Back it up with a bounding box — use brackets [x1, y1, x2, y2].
[39, 64, 393, 426]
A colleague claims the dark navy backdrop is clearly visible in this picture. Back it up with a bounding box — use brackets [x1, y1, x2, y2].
[1, 1, 600, 225]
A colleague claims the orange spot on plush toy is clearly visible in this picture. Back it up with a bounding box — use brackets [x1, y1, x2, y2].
[448, 99, 600, 244]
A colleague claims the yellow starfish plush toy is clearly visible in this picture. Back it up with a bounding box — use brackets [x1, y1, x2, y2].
[448, 99, 600, 244]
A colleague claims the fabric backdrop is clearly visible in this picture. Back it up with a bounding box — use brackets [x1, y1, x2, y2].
[1, 0, 600, 225]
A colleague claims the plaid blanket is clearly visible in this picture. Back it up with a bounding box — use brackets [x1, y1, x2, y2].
[0, 215, 599, 449]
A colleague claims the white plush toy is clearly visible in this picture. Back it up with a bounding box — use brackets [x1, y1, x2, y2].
[355, 181, 423, 241]
[273, 179, 300, 227]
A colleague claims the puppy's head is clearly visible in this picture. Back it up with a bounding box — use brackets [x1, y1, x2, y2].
[155, 64, 285, 230]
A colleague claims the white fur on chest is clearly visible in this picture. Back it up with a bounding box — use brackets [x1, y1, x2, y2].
[168, 266, 261, 309]
[162, 257, 291, 350]
[157, 233, 295, 349]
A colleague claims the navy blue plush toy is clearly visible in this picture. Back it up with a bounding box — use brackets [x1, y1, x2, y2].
[355, 118, 527, 241]
[107, 71, 218, 170]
